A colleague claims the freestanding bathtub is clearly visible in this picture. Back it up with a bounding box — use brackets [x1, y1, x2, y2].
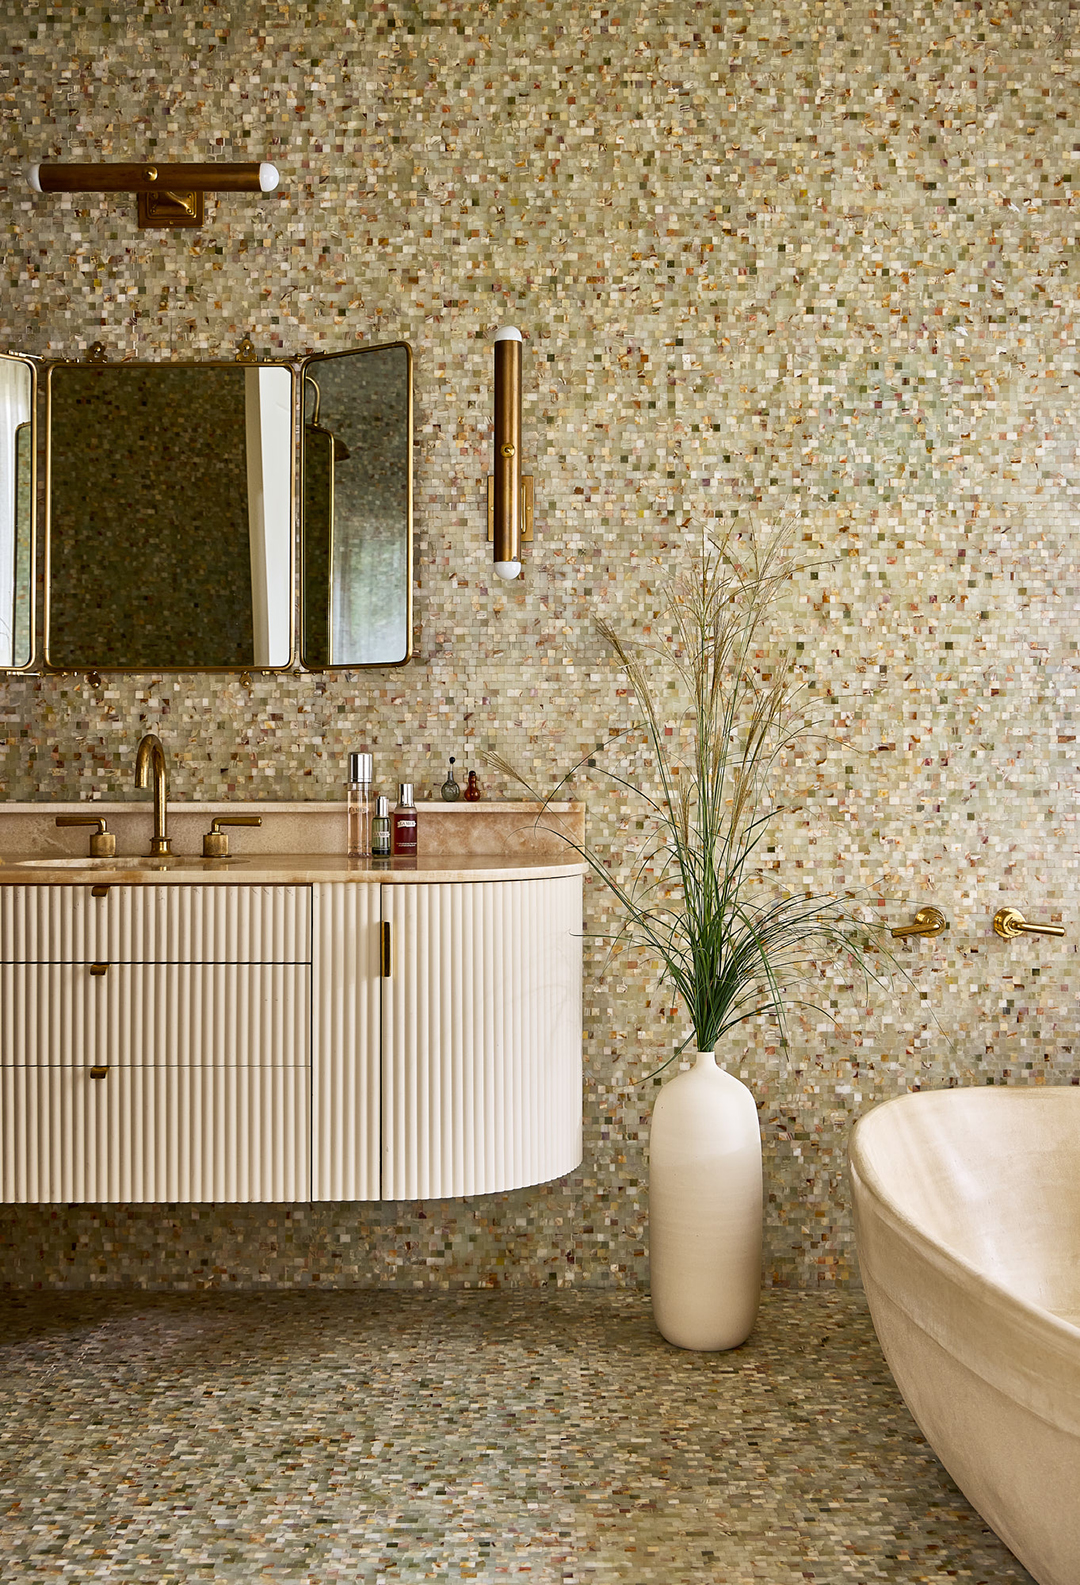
[849, 1086, 1080, 1585]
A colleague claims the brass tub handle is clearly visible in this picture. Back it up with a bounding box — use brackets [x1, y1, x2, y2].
[890, 906, 948, 940]
[993, 907, 1066, 940]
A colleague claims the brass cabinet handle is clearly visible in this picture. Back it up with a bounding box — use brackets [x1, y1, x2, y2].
[380, 921, 392, 978]
[91, 885, 110, 898]
[89, 1066, 108, 1080]
[89, 962, 109, 976]
[890, 906, 948, 940]
[993, 907, 1066, 940]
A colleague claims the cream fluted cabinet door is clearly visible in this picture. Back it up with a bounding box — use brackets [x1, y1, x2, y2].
[310, 876, 583, 1200]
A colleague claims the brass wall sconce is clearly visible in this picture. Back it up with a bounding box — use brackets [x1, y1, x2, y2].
[27, 161, 280, 229]
[488, 325, 533, 580]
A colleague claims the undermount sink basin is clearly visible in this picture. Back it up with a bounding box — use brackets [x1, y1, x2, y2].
[9, 855, 241, 869]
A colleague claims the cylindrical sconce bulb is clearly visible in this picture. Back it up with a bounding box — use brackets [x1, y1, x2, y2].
[493, 326, 523, 581]
[259, 163, 280, 192]
[26, 164, 41, 193]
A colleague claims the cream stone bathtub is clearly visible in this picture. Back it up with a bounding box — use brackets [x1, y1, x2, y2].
[849, 1087, 1080, 1585]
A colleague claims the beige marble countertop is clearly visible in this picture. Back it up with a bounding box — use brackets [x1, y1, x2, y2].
[0, 851, 587, 886]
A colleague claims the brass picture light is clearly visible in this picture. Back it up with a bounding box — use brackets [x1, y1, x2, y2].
[26, 160, 280, 228]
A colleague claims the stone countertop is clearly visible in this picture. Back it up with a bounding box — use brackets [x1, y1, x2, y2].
[0, 800, 586, 881]
[0, 851, 587, 886]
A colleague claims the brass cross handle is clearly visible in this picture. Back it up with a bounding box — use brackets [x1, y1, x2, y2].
[890, 906, 948, 940]
[993, 907, 1066, 940]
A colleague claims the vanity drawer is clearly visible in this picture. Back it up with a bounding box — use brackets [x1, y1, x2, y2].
[1, 1064, 309, 1203]
[0, 884, 311, 963]
[0, 963, 310, 1068]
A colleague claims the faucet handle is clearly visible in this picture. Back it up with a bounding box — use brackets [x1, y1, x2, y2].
[202, 815, 262, 859]
[55, 814, 116, 859]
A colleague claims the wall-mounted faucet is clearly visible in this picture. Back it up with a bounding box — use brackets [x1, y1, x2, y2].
[134, 733, 170, 856]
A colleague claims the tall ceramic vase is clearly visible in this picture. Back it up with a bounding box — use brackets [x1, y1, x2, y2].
[648, 1049, 763, 1350]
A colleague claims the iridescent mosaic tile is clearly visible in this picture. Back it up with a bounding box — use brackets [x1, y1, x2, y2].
[1, 0, 1078, 1291]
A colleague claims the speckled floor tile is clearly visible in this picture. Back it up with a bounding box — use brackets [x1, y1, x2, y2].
[0, 1290, 1033, 1583]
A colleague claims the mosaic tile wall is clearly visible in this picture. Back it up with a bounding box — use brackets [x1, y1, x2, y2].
[1, 0, 1079, 1291]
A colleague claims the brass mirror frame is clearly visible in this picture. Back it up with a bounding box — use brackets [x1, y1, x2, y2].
[298, 341, 414, 670]
[42, 358, 297, 673]
[0, 352, 38, 673]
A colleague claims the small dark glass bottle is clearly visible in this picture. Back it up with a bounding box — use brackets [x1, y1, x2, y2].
[392, 783, 418, 856]
[464, 770, 481, 801]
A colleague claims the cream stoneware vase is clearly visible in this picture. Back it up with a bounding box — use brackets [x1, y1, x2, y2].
[648, 1050, 763, 1350]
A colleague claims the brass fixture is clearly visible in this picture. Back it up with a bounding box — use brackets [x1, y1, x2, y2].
[202, 815, 262, 858]
[89, 963, 108, 977]
[55, 813, 115, 859]
[134, 733, 171, 856]
[27, 161, 280, 229]
[489, 327, 533, 580]
[992, 907, 1066, 940]
[91, 885, 110, 898]
[89, 1066, 109, 1079]
[890, 906, 948, 940]
[380, 920, 392, 978]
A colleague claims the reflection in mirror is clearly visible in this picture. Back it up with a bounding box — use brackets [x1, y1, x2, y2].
[301, 341, 412, 667]
[0, 355, 34, 670]
[45, 362, 293, 670]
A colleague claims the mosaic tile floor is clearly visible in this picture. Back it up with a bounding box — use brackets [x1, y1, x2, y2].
[0, 1289, 1034, 1585]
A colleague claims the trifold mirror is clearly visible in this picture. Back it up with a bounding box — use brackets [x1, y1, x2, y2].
[0, 339, 412, 672]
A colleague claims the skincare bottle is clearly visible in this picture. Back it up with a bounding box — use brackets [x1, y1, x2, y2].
[371, 795, 392, 857]
[392, 783, 418, 856]
[440, 756, 461, 802]
[464, 770, 481, 802]
[347, 752, 373, 857]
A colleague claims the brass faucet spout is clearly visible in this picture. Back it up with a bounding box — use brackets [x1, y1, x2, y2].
[134, 733, 171, 856]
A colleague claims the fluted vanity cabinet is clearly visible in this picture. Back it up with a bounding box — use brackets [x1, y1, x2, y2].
[0, 866, 584, 1204]
[0, 885, 311, 1202]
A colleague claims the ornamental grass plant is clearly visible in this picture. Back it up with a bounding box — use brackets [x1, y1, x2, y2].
[489, 519, 891, 1059]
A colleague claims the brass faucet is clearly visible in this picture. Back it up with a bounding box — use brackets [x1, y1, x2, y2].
[134, 733, 171, 856]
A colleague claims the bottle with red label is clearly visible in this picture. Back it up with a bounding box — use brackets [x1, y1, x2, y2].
[392, 783, 418, 856]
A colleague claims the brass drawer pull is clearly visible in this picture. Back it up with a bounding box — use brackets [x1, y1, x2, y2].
[380, 921, 392, 978]
[89, 962, 109, 976]
[89, 1066, 108, 1080]
[91, 885, 110, 898]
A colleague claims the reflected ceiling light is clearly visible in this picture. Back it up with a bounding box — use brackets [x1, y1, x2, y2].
[26, 161, 280, 229]
[488, 325, 533, 581]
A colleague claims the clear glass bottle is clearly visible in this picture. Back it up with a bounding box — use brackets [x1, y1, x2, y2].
[392, 783, 418, 856]
[440, 756, 461, 802]
[371, 794, 392, 857]
[347, 752, 373, 857]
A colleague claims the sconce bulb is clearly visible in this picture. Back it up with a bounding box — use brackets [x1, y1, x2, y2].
[493, 325, 522, 343]
[494, 560, 522, 581]
[259, 163, 280, 192]
[26, 163, 41, 193]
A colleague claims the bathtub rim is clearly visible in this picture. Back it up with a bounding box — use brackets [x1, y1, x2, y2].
[849, 1086, 1080, 1436]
